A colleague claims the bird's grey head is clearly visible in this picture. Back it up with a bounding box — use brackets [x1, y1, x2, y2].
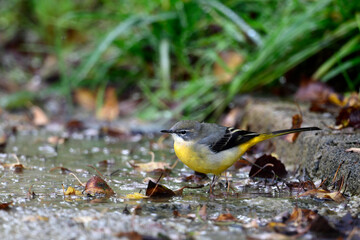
[161, 120, 201, 141]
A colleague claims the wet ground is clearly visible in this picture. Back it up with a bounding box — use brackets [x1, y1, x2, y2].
[0, 127, 359, 240]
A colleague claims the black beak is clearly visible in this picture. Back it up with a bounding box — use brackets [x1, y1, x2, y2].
[161, 129, 173, 133]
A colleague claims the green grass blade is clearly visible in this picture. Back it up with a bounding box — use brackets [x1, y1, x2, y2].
[198, 0, 262, 46]
[313, 35, 360, 80]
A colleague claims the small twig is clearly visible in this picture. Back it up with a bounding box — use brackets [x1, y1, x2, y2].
[12, 154, 20, 164]
[87, 165, 105, 179]
[110, 169, 121, 176]
[332, 160, 345, 183]
[270, 170, 276, 184]
[148, 172, 164, 197]
[149, 151, 155, 162]
[69, 173, 86, 186]
[240, 157, 267, 170]
[338, 176, 345, 192]
[225, 172, 230, 193]
[170, 158, 179, 169]
[250, 163, 274, 178]
[317, 177, 328, 189]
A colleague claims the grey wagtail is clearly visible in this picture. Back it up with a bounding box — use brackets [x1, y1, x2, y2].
[161, 120, 320, 176]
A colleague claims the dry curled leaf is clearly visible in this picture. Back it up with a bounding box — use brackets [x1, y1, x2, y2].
[115, 231, 143, 240]
[99, 127, 127, 138]
[298, 188, 346, 203]
[1, 154, 26, 173]
[23, 216, 49, 222]
[270, 207, 340, 237]
[295, 81, 336, 104]
[129, 152, 171, 173]
[31, 106, 49, 126]
[74, 88, 96, 111]
[145, 180, 176, 198]
[346, 148, 360, 153]
[284, 113, 303, 143]
[182, 171, 209, 184]
[66, 119, 84, 132]
[198, 205, 207, 221]
[84, 175, 115, 197]
[145, 180, 203, 198]
[0, 202, 12, 210]
[47, 136, 67, 145]
[249, 154, 287, 179]
[335, 105, 360, 129]
[96, 87, 119, 121]
[0, 133, 7, 152]
[215, 213, 237, 222]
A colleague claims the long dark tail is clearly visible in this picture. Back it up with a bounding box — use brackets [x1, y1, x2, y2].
[270, 127, 321, 136]
[248, 127, 321, 146]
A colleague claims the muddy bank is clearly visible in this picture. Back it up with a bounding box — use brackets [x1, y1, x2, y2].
[241, 98, 360, 195]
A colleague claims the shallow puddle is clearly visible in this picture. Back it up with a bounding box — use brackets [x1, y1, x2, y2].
[0, 129, 358, 239]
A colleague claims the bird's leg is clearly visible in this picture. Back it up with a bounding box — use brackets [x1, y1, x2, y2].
[225, 173, 230, 193]
[209, 175, 219, 195]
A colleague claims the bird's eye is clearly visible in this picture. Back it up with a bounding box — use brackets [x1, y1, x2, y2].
[179, 130, 187, 135]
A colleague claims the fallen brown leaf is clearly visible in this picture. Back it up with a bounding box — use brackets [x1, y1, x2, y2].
[335, 105, 360, 129]
[346, 147, 360, 153]
[182, 171, 209, 184]
[129, 152, 171, 173]
[23, 216, 49, 222]
[295, 81, 336, 104]
[145, 180, 176, 198]
[99, 126, 127, 138]
[74, 88, 96, 111]
[66, 119, 85, 132]
[115, 231, 143, 240]
[1, 154, 26, 173]
[84, 175, 115, 197]
[47, 136, 67, 145]
[198, 205, 207, 221]
[0, 133, 7, 152]
[144, 179, 203, 198]
[298, 188, 346, 203]
[215, 213, 237, 222]
[31, 106, 49, 126]
[0, 202, 12, 210]
[96, 87, 119, 121]
[284, 113, 303, 143]
[133, 205, 142, 215]
[249, 154, 287, 179]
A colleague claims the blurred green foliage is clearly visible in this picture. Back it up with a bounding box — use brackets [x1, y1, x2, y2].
[0, 0, 359, 120]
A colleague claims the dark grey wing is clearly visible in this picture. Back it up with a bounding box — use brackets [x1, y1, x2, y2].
[209, 128, 259, 153]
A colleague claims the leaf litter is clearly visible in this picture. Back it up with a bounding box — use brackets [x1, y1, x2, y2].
[0, 90, 358, 239]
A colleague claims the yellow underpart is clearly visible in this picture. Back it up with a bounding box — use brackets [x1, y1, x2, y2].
[174, 133, 278, 175]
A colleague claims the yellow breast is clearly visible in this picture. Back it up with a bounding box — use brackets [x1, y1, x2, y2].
[173, 140, 241, 175]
